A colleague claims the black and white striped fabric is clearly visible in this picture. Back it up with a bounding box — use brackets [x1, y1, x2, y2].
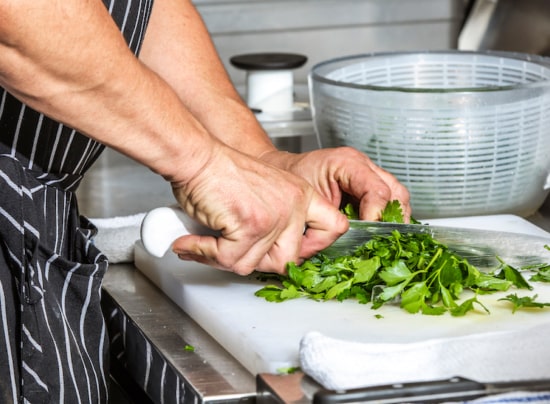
[0, 0, 154, 402]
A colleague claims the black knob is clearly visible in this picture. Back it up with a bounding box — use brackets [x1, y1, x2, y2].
[230, 53, 308, 71]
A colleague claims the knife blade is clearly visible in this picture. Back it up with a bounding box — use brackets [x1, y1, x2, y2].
[321, 220, 550, 268]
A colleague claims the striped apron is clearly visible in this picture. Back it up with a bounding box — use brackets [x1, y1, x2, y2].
[0, 1, 154, 402]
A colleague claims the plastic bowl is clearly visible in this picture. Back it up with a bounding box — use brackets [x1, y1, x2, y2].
[309, 51, 550, 218]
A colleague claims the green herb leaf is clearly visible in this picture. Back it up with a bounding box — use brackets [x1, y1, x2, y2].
[277, 366, 300, 375]
[440, 286, 458, 309]
[498, 293, 550, 313]
[450, 296, 489, 317]
[529, 265, 550, 283]
[475, 273, 512, 292]
[376, 281, 409, 304]
[254, 200, 549, 317]
[421, 304, 447, 316]
[381, 200, 405, 223]
[325, 279, 353, 300]
[280, 284, 305, 300]
[495, 258, 532, 290]
[254, 285, 285, 302]
[400, 281, 430, 314]
[379, 260, 412, 286]
[341, 203, 359, 219]
[352, 256, 380, 283]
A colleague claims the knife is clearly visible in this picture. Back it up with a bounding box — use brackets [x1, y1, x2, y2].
[321, 220, 550, 268]
[310, 376, 550, 404]
[141, 207, 550, 268]
[140, 206, 220, 258]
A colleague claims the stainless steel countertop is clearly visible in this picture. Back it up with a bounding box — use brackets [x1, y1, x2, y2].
[78, 148, 550, 403]
[102, 263, 258, 402]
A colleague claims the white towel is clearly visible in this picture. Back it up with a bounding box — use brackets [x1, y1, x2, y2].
[299, 321, 550, 392]
[90, 213, 145, 263]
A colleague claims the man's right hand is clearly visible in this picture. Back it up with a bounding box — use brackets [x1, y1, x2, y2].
[169, 143, 349, 275]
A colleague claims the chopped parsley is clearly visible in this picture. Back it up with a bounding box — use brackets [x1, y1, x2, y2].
[255, 201, 550, 316]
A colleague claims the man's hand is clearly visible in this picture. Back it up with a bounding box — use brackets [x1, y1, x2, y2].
[260, 147, 411, 222]
[170, 143, 349, 275]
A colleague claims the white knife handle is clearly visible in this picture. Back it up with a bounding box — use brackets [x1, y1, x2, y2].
[140, 206, 218, 258]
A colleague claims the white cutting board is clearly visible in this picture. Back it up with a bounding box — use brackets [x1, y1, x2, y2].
[134, 214, 550, 376]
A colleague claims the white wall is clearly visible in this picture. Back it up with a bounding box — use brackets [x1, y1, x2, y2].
[194, 0, 468, 87]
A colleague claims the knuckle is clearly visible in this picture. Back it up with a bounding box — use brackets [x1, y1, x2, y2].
[245, 208, 278, 232]
[370, 184, 392, 201]
[217, 256, 255, 276]
[335, 212, 351, 233]
[338, 145, 360, 156]
[232, 265, 256, 276]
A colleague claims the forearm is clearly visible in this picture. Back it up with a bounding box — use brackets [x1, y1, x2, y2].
[0, 0, 213, 182]
[138, 0, 277, 158]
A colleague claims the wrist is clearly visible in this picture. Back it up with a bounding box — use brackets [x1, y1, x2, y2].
[159, 134, 219, 188]
[258, 149, 297, 170]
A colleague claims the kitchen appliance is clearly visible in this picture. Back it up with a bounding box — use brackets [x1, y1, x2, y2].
[230, 52, 316, 153]
[135, 213, 550, 381]
[310, 50, 550, 219]
[230, 53, 307, 112]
